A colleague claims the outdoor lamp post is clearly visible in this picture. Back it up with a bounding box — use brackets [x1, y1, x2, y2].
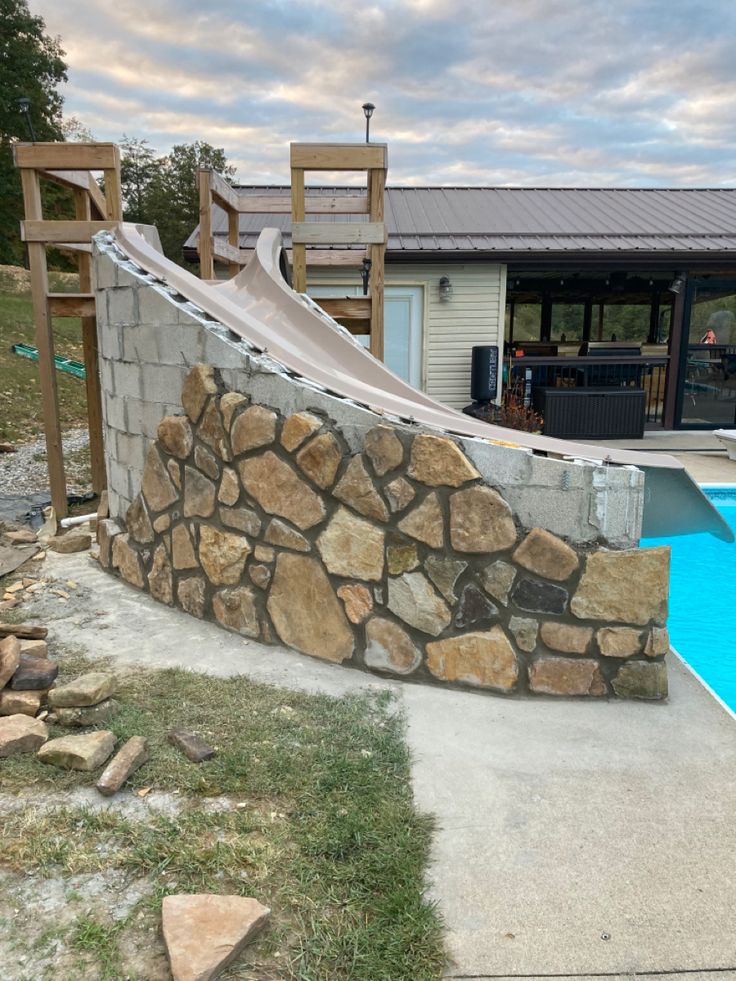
[17, 97, 37, 142]
[362, 102, 375, 143]
[361, 257, 372, 295]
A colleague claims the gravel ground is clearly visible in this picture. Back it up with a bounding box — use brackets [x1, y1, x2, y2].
[0, 428, 90, 497]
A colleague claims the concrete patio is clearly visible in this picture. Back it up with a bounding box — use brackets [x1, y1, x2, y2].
[15, 549, 736, 979]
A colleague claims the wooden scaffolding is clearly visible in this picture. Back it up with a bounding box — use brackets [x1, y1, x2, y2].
[13, 142, 123, 520]
[197, 142, 388, 359]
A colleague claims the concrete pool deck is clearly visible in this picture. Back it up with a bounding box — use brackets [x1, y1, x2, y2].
[17, 550, 736, 979]
[587, 430, 736, 485]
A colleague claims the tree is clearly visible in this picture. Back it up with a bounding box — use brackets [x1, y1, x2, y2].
[143, 142, 235, 264]
[0, 0, 67, 265]
[120, 136, 158, 224]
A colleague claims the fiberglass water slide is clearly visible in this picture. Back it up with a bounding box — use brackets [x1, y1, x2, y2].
[111, 223, 733, 543]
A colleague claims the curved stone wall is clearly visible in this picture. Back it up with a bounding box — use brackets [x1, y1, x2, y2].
[98, 363, 670, 701]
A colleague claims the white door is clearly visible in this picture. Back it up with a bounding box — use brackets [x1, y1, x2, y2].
[308, 284, 423, 388]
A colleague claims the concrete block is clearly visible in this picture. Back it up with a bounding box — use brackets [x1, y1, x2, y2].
[138, 285, 179, 327]
[102, 394, 126, 431]
[98, 323, 122, 361]
[116, 431, 146, 473]
[122, 324, 159, 363]
[124, 398, 144, 435]
[107, 286, 138, 326]
[203, 328, 249, 369]
[141, 363, 185, 405]
[99, 358, 114, 395]
[94, 255, 118, 290]
[107, 459, 133, 502]
[140, 401, 169, 439]
[106, 487, 121, 521]
[156, 323, 204, 366]
[112, 361, 142, 400]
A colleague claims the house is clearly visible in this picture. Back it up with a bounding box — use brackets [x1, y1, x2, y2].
[184, 186, 736, 432]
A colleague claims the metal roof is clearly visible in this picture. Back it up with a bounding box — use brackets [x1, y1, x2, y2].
[184, 186, 736, 256]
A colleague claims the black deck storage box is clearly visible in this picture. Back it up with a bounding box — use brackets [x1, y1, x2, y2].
[532, 386, 646, 439]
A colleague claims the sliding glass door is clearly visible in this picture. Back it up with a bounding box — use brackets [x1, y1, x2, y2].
[678, 280, 736, 428]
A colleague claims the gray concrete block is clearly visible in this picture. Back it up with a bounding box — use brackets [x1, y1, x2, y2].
[156, 323, 204, 366]
[116, 431, 147, 473]
[124, 398, 144, 435]
[138, 284, 179, 327]
[99, 358, 114, 396]
[122, 324, 159, 364]
[102, 394, 126, 431]
[112, 361, 142, 400]
[98, 323, 122, 361]
[203, 328, 249, 369]
[107, 459, 133, 502]
[106, 487, 121, 521]
[94, 256, 118, 290]
[141, 363, 185, 405]
[107, 287, 138, 326]
[140, 401, 169, 440]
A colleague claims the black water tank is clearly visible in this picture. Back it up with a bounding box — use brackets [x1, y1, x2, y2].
[470, 345, 499, 402]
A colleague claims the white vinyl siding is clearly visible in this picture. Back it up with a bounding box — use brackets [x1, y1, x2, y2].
[310, 261, 505, 410]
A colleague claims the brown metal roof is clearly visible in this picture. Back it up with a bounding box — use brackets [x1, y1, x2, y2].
[184, 186, 736, 257]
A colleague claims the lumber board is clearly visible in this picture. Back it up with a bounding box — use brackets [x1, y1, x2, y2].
[290, 143, 387, 171]
[14, 142, 120, 171]
[212, 239, 244, 265]
[20, 168, 67, 519]
[206, 169, 240, 211]
[48, 293, 96, 317]
[228, 206, 240, 277]
[369, 167, 387, 361]
[318, 296, 372, 320]
[292, 221, 385, 246]
[198, 170, 214, 279]
[237, 247, 367, 267]
[41, 170, 107, 217]
[239, 194, 369, 214]
[291, 168, 307, 292]
[22, 220, 118, 243]
[74, 187, 106, 495]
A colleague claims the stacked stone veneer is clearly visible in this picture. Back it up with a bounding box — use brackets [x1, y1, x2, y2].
[93, 233, 670, 700]
[98, 362, 670, 700]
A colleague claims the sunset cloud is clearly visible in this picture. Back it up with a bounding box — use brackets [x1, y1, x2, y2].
[31, 0, 736, 187]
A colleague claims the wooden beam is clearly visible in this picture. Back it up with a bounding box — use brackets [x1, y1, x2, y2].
[48, 293, 96, 317]
[340, 321, 371, 335]
[291, 168, 306, 292]
[318, 296, 372, 320]
[198, 170, 214, 279]
[41, 170, 107, 218]
[292, 221, 385, 246]
[290, 143, 388, 171]
[212, 239, 244, 265]
[22, 220, 118, 243]
[368, 167, 386, 361]
[238, 193, 369, 214]
[74, 186, 106, 496]
[20, 168, 67, 519]
[205, 169, 240, 211]
[14, 142, 120, 171]
[236, 247, 367, 268]
[228, 206, 240, 278]
[103, 145, 123, 221]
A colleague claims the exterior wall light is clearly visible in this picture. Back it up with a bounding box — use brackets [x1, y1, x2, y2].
[439, 276, 453, 301]
[17, 96, 37, 141]
[360, 257, 372, 295]
[362, 102, 375, 143]
[668, 275, 685, 295]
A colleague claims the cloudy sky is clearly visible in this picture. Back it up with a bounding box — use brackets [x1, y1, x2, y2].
[32, 0, 736, 187]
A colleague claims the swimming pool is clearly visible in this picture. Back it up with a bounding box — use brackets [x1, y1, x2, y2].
[642, 486, 736, 710]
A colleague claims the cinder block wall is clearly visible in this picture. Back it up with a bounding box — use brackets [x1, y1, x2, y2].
[93, 236, 670, 700]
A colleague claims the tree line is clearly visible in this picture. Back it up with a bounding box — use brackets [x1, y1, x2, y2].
[1, 0, 233, 269]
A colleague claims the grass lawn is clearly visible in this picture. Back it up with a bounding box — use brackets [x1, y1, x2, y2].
[0, 649, 444, 980]
[0, 265, 89, 444]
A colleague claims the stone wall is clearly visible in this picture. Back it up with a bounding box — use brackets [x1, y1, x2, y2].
[93, 235, 670, 700]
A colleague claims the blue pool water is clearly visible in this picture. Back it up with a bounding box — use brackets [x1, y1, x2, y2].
[643, 487, 736, 709]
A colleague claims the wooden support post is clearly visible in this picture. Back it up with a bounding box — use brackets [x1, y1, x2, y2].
[227, 206, 240, 278]
[74, 188, 106, 496]
[102, 145, 123, 221]
[368, 167, 386, 360]
[198, 170, 214, 279]
[291, 168, 306, 293]
[21, 169, 67, 519]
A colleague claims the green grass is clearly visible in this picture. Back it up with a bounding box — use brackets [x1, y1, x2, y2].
[0, 264, 89, 443]
[0, 650, 444, 979]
